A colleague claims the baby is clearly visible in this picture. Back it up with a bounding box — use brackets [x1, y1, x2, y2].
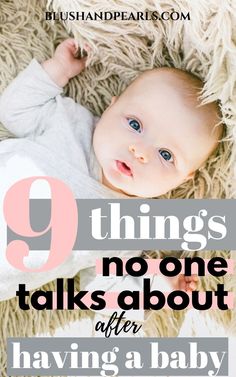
[0, 39, 222, 299]
[43, 39, 221, 198]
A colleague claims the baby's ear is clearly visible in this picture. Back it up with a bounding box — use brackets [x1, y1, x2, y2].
[185, 171, 195, 181]
[104, 96, 118, 113]
[104, 96, 118, 114]
[110, 96, 118, 106]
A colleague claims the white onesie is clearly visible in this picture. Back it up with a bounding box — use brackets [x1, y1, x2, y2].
[0, 59, 142, 304]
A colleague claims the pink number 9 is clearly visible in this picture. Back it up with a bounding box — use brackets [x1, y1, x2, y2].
[3, 176, 78, 272]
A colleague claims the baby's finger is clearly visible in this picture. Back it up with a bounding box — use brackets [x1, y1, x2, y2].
[189, 282, 197, 291]
[64, 38, 79, 55]
[74, 56, 87, 73]
[73, 39, 79, 53]
[64, 38, 76, 47]
[80, 43, 92, 58]
[84, 43, 91, 52]
[179, 275, 187, 291]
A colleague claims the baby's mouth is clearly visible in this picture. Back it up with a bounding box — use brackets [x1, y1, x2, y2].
[116, 160, 133, 177]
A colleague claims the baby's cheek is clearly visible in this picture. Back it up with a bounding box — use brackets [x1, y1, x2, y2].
[147, 170, 174, 195]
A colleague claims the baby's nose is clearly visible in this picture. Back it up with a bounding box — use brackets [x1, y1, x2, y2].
[128, 144, 148, 163]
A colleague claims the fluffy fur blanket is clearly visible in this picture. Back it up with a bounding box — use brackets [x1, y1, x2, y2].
[0, 0, 235, 375]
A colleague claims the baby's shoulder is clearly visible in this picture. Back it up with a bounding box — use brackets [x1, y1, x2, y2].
[61, 96, 94, 122]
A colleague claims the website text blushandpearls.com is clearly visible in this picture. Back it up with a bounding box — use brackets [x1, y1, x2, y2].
[45, 11, 191, 22]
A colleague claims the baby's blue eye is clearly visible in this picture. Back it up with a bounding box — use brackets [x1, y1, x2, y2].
[159, 149, 173, 162]
[128, 118, 142, 133]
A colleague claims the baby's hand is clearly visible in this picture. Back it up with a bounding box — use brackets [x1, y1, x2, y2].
[53, 39, 87, 80]
[164, 274, 198, 293]
[179, 274, 198, 293]
[42, 38, 88, 87]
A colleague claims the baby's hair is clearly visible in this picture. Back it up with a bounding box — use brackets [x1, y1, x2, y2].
[170, 69, 222, 119]
[170, 67, 223, 139]
[132, 67, 224, 172]
[161, 67, 223, 143]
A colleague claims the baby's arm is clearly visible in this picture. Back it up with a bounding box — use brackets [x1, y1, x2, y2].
[42, 39, 87, 87]
[0, 39, 87, 138]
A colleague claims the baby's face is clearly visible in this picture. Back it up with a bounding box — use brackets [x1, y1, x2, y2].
[93, 70, 219, 197]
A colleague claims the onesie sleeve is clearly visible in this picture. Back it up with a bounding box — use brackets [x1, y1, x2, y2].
[0, 59, 63, 137]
